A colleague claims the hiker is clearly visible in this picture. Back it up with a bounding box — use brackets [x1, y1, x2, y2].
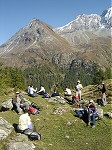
[87, 99, 98, 128]
[51, 90, 60, 97]
[12, 92, 29, 114]
[51, 84, 60, 97]
[53, 84, 58, 92]
[17, 109, 41, 140]
[75, 80, 83, 101]
[64, 87, 72, 96]
[19, 93, 29, 111]
[101, 82, 107, 106]
[27, 85, 31, 95]
[28, 85, 38, 97]
[37, 86, 45, 95]
[72, 91, 79, 105]
[12, 91, 23, 114]
[17, 110, 33, 132]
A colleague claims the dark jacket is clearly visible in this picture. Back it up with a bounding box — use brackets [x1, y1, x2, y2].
[101, 84, 106, 93]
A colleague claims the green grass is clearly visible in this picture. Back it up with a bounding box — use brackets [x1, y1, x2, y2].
[0, 94, 112, 150]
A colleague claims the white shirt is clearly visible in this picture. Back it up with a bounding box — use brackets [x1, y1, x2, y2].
[29, 87, 36, 94]
[37, 86, 45, 93]
[76, 84, 83, 91]
[27, 86, 30, 93]
[18, 113, 31, 130]
[65, 88, 72, 95]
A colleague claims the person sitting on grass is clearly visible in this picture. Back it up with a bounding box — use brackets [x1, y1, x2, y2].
[12, 91, 22, 114]
[17, 110, 33, 133]
[51, 90, 60, 97]
[64, 87, 72, 96]
[87, 99, 98, 128]
[28, 85, 38, 97]
[37, 85, 45, 95]
[12, 92, 29, 114]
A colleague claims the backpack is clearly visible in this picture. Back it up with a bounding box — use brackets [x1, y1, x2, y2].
[12, 98, 17, 105]
[31, 102, 40, 110]
[43, 93, 50, 98]
[28, 106, 39, 115]
[24, 128, 41, 140]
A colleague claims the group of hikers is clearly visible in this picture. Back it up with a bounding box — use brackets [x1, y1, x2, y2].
[11, 80, 107, 135]
[27, 84, 60, 98]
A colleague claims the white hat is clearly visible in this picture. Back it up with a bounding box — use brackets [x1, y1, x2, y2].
[89, 99, 94, 103]
[77, 80, 80, 83]
[16, 91, 20, 94]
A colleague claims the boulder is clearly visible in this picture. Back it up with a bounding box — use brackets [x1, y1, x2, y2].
[0, 99, 13, 111]
[0, 117, 14, 140]
[5, 134, 35, 150]
[48, 96, 66, 104]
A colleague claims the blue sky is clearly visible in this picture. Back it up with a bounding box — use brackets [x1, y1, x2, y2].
[0, 0, 111, 45]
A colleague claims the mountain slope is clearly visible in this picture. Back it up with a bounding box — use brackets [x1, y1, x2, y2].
[54, 8, 112, 68]
[0, 19, 74, 67]
[0, 8, 111, 69]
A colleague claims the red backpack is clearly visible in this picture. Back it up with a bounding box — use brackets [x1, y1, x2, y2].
[74, 96, 79, 101]
[28, 106, 38, 115]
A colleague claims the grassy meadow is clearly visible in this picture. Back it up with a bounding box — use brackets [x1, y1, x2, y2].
[0, 80, 112, 150]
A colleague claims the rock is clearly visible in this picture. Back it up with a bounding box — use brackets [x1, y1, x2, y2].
[0, 117, 14, 140]
[48, 97, 66, 104]
[0, 99, 13, 111]
[5, 134, 35, 150]
[52, 107, 68, 115]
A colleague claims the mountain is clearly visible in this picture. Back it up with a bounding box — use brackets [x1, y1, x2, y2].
[0, 19, 74, 68]
[100, 7, 112, 28]
[54, 7, 112, 68]
[0, 8, 111, 69]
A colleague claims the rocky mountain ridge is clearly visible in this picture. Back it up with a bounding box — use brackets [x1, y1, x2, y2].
[54, 7, 112, 68]
[54, 7, 112, 32]
[0, 19, 74, 67]
[0, 7, 111, 68]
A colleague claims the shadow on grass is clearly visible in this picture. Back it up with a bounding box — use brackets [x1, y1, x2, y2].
[64, 97, 73, 105]
[74, 110, 88, 125]
[13, 123, 19, 132]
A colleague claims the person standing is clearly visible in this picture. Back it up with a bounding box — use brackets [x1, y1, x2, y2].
[101, 82, 107, 106]
[75, 80, 83, 101]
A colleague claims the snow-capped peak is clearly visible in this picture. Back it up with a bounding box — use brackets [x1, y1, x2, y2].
[100, 7, 112, 28]
[55, 14, 101, 32]
[54, 7, 112, 32]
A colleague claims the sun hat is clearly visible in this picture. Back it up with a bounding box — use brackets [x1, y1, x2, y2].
[16, 91, 20, 94]
[89, 99, 94, 103]
[77, 80, 80, 83]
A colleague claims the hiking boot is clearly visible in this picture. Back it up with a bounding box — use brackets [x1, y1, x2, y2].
[18, 112, 22, 115]
[87, 122, 90, 126]
[92, 125, 95, 128]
